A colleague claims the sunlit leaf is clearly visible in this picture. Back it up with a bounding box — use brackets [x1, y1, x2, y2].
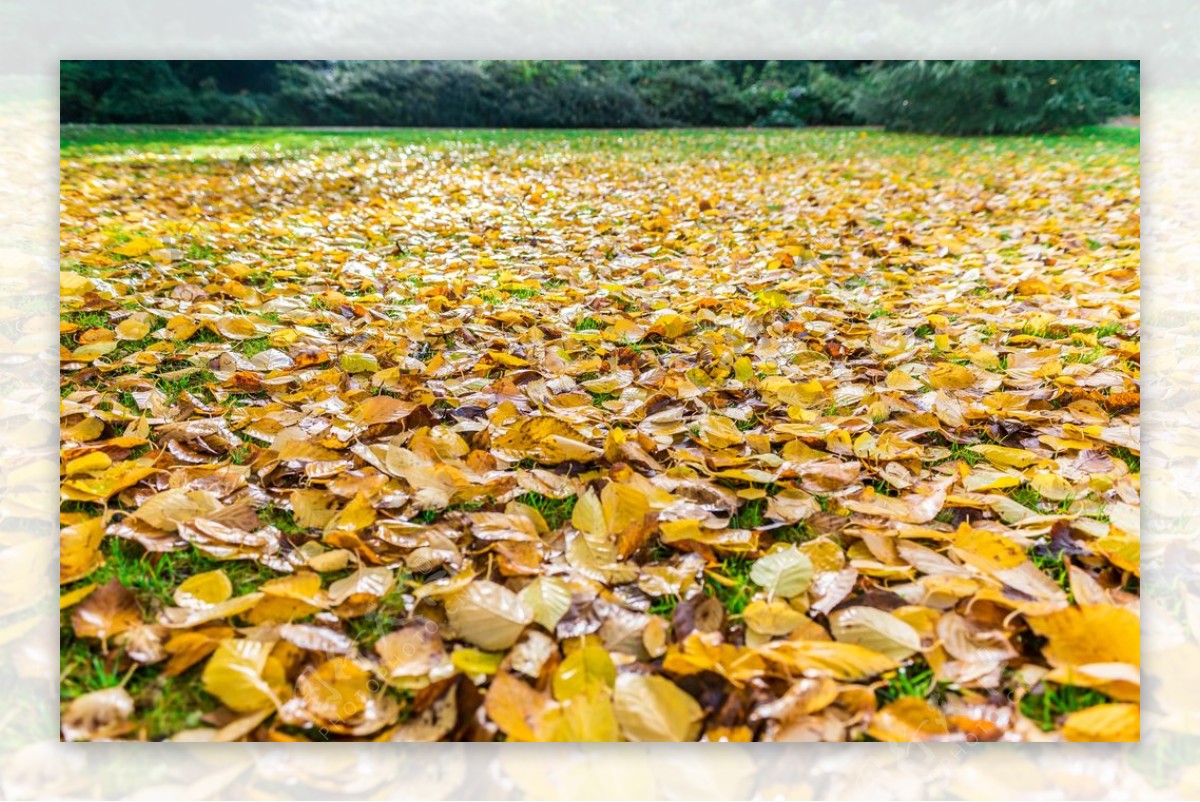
[612, 673, 703, 742]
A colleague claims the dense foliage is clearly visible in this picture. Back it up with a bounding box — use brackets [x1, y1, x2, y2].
[850, 61, 1140, 135]
[60, 60, 1137, 132]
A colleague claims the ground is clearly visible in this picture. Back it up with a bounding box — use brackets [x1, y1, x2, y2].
[59, 126, 1140, 742]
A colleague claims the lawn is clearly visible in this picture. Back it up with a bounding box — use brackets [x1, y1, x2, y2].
[60, 126, 1139, 742]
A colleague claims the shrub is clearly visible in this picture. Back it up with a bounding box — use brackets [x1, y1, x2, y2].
[633, 62, 752, 126]
[60, 59, 1138, 133]
[850, 60, 1139, 135]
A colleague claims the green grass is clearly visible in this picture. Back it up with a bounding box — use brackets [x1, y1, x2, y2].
[1019, 683, 1112, 732]
[729, 498, 766, 530]
[648, 594, 680, 617]
[62, 311, 109, 329]
[342, 580, 410, 649]
[515, 492, 577, 530]
[866, 479, 899, 497]
[1009, 485, 1044, 512]
[588, 391, 619, 408]
[703, 556, 756, 615]
[874, 660, 944, 707]
[947, 442, 984, 466]
[646, 539, 674, 563]
[1027, 544, 1073, 597]
[62, 539, 281, 607]
[240, 336, 272, 358]
[258, 504, 306, 536]
[1065, 347, 1107, 365]
[575, 317, 604, 332]
[154, 368, 216, 403]
[773, 523, 816, 545]
[413, 499, 488, 524]
[135, 674, 217, 740]
[60, 126, 1139, 173]
[60, 622, 218, 740]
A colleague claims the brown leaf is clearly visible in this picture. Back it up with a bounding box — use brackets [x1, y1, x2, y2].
[72, 579, 142, 641]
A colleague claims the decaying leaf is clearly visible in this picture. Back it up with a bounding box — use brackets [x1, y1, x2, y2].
[71, 579, 141, 641]
[446, 580, 534, 650]
[61, 687, 135, 742]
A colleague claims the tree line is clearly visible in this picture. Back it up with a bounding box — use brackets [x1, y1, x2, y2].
[61, 60, 1139, 135]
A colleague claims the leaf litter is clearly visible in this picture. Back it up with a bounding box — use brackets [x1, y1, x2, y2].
[59, 129, 1139, 742]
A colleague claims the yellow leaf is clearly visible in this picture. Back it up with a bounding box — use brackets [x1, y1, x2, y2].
[749, 546, 814, 599]
[951, 524, 1026, 573]
[842, 479, 950, 524]
[517, 576, 572, 632]
[64, 451, 112, 476]
[298, 657, 370, 721]
[486, 671, 549, 742]
[571, 487, 608, 539]
[61, 462, 156, 503]
[613, 673, 703, 742]
[758, 639, 897, 681]
[201, 638, 279, 713]
[968, 444, 1044, 469]
[662, 632, 766, 685]
[60, 583, 97, 609]
[174, 570, 233, 608]
[446, 580, 533, 650]
[495, 417, 601, 464]
[1095, 530, 1139, 575]
[451, 648, 504, 675]
[160, 593, 266, 629]
[339, 352, 380, 373]
[115, 313, 153, 340]
[487, 350, 529, 367]
[885, 367, 923, 391]
[658, 519, 703, 543]
[868, 697, 951, 742]
[60, 517, 105, 584]
[698, 414, 745, 449]
[1062, 703, 1139, 742]
[1029, 470, 1075, 501]
[1026, 604, 1139, 668]
[60, 271, 95, 296]
[601, 481, 649, 537]
[537, 688, 621, 742]
[828, 606, 921, 662]
[961, 467, 1022, 492]
[324, 493, 377, 536]
[552, 644, 616, 701]
[927, 362, 976, 390]
[112, 236, 162, 257]
[62, 416, 106, 442]
[742, 599, 806, 636]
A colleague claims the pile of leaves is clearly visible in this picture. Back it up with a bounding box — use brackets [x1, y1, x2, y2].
[59, 129, 1140, 742]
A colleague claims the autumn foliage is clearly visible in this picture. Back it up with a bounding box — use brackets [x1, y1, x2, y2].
[60, 128, 1139, 742]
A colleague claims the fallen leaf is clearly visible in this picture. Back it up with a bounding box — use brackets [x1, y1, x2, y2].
[613, 673, 703, 742]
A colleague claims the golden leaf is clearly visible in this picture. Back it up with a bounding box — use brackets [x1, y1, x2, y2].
[1062, 703, 1139, 742]
[612, 673, 703, 742]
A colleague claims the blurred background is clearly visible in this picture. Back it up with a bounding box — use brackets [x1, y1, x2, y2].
[61, 59, 1139, 135]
